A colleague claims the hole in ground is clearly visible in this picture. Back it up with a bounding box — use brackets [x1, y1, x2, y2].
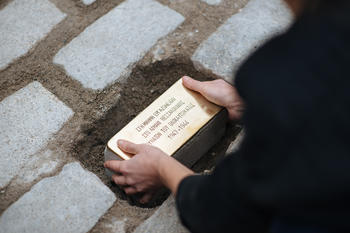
[73, 56, 241, 207]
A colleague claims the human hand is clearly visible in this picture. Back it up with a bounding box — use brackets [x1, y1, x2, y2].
[182, 76, 245, 121]
[104, 139, 167, 203]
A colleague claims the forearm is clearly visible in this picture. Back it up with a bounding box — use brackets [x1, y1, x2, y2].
[158, 155, 194, 195]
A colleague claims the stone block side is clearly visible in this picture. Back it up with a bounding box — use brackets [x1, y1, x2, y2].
[0, 0, 66, 70]
[0, 81, 74, 188]
[0, 162, 116, 233]
[54, 0, 185, 90]
[192, 0, 293, 83]
[173, 109, 227, 168]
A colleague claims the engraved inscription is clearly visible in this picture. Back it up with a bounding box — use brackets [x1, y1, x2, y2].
[107, 79, 222, 160]
[134, 97, 196, 145]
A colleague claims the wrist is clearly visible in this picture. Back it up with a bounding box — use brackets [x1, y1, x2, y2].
[157, 154, 171, 186]
[157, 154, 194, 194]
[227, 105, 244, 121]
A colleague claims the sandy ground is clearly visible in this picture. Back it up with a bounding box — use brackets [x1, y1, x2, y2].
[0, 0, 247, 231]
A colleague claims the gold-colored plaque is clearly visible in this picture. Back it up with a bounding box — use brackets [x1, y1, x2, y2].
[107, 78, 223, 160]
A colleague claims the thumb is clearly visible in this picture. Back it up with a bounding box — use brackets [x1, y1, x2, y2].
[182, 76, 203, 93]
[117, 139, 140, 155]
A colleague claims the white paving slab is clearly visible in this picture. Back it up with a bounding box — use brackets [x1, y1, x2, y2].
[16, 149, 59, 184]
[54, 0, 185, 90]
[0, 0, 66, 70]
[0, 162, 116, 233]
[82, 0, 96, 5]
[0, 82, 74, 188]
[133, 196, 189, 233]
[201, 0, 221, 5]
[192, 0, 293, 83]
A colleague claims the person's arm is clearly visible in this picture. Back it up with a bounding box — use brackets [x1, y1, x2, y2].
[157, 152, 194, 195]
[175, 154, 271, 233]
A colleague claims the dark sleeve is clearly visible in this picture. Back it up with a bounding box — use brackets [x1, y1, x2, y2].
[176, 154, 271, 233]
[176, 14, 350, 232]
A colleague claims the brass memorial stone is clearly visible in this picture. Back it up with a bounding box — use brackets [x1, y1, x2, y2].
[104, 78, 227, 175]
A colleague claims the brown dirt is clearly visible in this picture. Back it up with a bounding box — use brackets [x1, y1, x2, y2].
[73, 56, 240, 196]
[0, 0, 11, 10]
[0, 0, 247, 231]
[74, 57, 242, 232]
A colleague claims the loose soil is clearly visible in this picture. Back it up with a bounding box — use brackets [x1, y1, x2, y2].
[73, 56, 241, 203]
[0, 0, 247, 232]
[73, 57, 241, 233]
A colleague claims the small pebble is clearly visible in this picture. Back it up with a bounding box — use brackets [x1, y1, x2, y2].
[158, 48, 165, 55]
[177, 41, 182, 46]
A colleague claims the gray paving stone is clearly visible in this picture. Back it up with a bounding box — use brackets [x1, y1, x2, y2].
[82, 0, 96, 5]
[201, 0, 221, 5]
[0, 162, 116, 233]
[16, 149, 59, 184]
[0, 82, 74, 188]
[133, 196, 189, 233]
[54, 0, 185, 90]
[0, 0, 66, 70]
[192, 0, 293, 83]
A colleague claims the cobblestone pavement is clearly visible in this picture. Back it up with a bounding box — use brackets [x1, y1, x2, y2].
[0, 0, 292, 232]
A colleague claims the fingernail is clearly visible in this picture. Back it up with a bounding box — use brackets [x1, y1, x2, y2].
[103, 162, 107, 168]
[117, 139, 124, 147]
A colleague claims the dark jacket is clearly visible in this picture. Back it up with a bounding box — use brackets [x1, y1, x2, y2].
[176, 9, 350, 233]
